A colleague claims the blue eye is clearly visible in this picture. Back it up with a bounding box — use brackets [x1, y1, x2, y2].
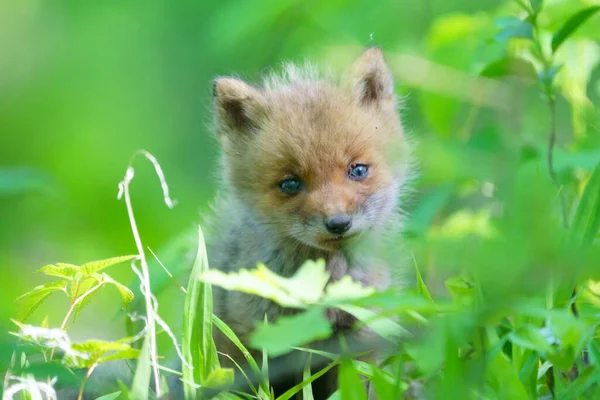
[349, 164, 369, 181]
[279, 178, 302, 195]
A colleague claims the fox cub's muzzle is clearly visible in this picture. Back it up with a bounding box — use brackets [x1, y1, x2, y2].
[324, 214, 352, 235]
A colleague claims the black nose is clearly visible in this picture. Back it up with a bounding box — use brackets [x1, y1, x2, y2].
[325, 215, 352, 235]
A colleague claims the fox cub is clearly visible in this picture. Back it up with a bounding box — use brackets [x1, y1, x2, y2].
[207, 47, 413, 396]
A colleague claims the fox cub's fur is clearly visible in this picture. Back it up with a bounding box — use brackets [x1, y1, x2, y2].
[207, 47, 413, 396]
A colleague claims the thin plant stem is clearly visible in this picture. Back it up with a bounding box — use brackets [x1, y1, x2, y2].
[121, 173, 162, 396]
[546, 96, 568, 228]
[77, 364, 97, 400]
[117, 150, 179, 397]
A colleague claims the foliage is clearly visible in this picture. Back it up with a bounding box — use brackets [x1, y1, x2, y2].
[2, 0, 600, 399]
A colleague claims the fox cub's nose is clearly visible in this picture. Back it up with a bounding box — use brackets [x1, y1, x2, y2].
[325, 214, 352, 235]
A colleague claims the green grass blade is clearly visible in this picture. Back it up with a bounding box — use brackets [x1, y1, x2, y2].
[551, 6, 600, 52]
[95, 391, 122, 400]
[182, 225, 219, 399]
[302, 353, 314, 400]
[130, 336, 151, 400]
[571, 161, 600, 249]
[277, 359, 340, 400]
[338, 359, 368, 400]
[213, 315, 267, 393]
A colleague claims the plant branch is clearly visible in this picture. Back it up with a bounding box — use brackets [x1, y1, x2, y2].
[77, 363, 97, 400]
[117, 150, 178, 397]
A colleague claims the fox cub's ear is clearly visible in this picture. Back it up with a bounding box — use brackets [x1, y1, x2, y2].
[213, 77, 266, 137]
[350, 47, 395, 107]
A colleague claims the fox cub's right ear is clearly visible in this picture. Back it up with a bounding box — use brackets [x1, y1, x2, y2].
[213, 77, 266, 138]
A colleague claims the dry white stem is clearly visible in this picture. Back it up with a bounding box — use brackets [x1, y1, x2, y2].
[3, 375, 58, 400]
[126, 313, 149, 344]
[12, 325, 89, 365]
[130, 260, 191, 369]
[116, 150, 180, 397]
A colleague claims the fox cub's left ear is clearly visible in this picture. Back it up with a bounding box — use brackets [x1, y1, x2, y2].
[213, 77, 266, 138]
[350, 47, 395, 108]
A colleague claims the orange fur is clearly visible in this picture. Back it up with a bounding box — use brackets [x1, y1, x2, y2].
[205, 47, 414, 397]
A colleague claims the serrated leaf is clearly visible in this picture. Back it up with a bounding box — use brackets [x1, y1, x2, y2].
[480, 57, 537, 80]
[72, 277, 104, 323]
[70, 340, 133, 368]
[323, 275, 375, 305]
[552, 6, 600, 52]
[338, 305, 408, 342]
[200, 259, 329, 308]
[495, 17, 533, 41]
[100, 348, 141, 364]
[250, 307, 332, 357]
[81, 255, 137, 277]
[15, 281, 68, 322]
[102, 274, 135, 309]
[37, 263, 80, 279]
[570, 161, 600, 249]
[95, 391, 122, 400]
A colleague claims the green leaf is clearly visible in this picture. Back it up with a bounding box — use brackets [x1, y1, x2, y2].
[250, 307, 332, 357]
[413, 254, 433, 302]
[444, 275, 475, 304]
[201, 259, 329, 308]
[182, 226, 219, 399]
[15, 280, 68, 322]
[277, 358, 340, 400]
[495, 17, 533, 41]
[81, 255, 137, 277]
[95, 391, 122, 400]
[70, 340, 135, 368]
[38, 263, 80, 279]
[556, 366, 597, 399]
[531, 0, 543, 13]
[338, 359, 368, 400]
[323, 275, 375, 305]
[480, 57, 537, 80]
[509, 325, 552, 353]
[212, 315, 264, 390]
[72, 277, 104, 322]
[100, 348, 141, 364]
[338, 305, 408, 342]
[551, 6, 600, 52]
[261, 314, 270, 392]
[130, 336, 151, 400]
[570, 161, 600, 249]
[302, 353, 314, 400]
[102, 274, 135, 309]
[203, 367, 235, 390]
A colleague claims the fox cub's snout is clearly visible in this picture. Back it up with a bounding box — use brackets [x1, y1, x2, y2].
[212, 48, 411, 251]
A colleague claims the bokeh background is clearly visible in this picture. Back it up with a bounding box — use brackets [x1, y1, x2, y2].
[1, 0, 599, 362]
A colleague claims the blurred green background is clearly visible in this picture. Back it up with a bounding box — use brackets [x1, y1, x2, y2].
[1, 0, 599, 353]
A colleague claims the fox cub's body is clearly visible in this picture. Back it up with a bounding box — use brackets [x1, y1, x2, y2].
[207, 48, 413, 395]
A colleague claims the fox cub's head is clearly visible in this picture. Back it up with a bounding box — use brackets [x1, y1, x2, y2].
[212, 48, 412, 251]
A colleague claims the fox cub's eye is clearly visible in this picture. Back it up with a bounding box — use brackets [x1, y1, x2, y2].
[349, 164, 369, 181]
[278, 178, 303, 195]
